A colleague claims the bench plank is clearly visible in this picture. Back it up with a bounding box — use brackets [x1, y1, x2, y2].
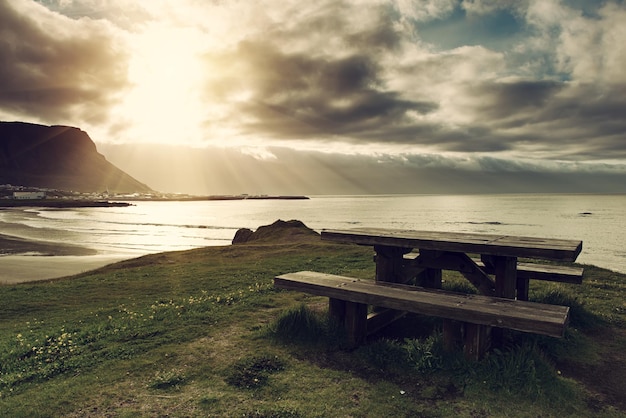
[404, 252, 583, 284]
[322, 228, 582, 261]
[503, 261, 582, 284]
[275, 271, 569, 338]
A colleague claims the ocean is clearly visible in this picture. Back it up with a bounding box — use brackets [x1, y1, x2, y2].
[1, 194, 625, 279]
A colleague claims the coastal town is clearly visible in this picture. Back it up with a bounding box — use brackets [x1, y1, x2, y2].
[0, 184, 309, 207]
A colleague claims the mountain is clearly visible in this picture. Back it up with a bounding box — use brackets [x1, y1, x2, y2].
[0, 122, 152, 193]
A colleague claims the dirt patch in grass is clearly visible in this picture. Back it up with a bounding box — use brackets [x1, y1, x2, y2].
[558, 327, 626, 411]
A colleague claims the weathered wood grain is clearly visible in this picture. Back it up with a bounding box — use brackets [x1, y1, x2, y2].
[275, 271, 570, 338]
[321, 228, 582, 261]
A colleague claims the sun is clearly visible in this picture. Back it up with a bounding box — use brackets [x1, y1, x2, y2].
[121, 24, 207, 145]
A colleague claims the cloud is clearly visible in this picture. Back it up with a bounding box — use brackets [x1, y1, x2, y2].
[0, 0, 130, 124]
[99, 142, 626, 195]
[1, 0, 625, 194]
[199, 2, 440, 144]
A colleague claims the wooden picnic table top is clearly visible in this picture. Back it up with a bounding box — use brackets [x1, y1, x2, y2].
[321, 228, 583, 262]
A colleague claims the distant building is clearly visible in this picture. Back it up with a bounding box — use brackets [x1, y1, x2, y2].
[13, 191, 46, 200]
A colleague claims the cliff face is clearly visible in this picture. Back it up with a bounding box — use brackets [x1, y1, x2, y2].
[0, 122, 152, 193]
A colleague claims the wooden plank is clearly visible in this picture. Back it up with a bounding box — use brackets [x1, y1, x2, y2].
[406, 252, 583, 284]
[321, 228, 582, 262]
[471, 258, 584, 284]
[516, 262, 583, 283]
[375, 280, 568, 328]
[275, 271, 569, 338]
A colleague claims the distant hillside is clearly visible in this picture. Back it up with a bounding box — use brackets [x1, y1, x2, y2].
[0, 122, 152, 193]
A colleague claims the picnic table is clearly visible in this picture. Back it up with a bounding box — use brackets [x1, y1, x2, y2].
[321, 228, 583, 299]
[275, 228, 583, 359]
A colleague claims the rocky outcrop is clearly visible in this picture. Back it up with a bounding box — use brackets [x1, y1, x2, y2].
[0, 121, 152, 193]
[232, 220, 320, 244]
[232, 228, 254, 244]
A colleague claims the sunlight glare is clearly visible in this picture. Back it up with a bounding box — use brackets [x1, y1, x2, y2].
[122, 24, 207, 145]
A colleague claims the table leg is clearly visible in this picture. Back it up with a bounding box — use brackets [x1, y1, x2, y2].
[494, 256, 517, 299]
[374, 245, 408, 283]
[517, 277, 530, 301]
[415, 249, 443, 288]
[492, 256, 517, 347]
[370, 245, 413, 336]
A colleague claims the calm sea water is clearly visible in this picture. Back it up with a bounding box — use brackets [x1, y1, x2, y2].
[1, 194, 625, 274]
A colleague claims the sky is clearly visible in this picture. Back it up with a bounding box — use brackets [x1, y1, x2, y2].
[1, 0, 625, 195]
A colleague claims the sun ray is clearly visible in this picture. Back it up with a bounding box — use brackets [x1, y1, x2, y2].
[119, 24, 207, 144]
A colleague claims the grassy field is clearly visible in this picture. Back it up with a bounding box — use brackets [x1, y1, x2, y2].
[1, 222, 625, 417]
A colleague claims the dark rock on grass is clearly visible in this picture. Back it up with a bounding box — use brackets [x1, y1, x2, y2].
[232, 228, 254, 244]
[232, 219, 319, 244]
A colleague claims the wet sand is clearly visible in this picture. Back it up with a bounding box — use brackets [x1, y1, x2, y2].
[1, 233, 98, 256]
[0, 254, 130, 284]
[0, 234, 129, 284]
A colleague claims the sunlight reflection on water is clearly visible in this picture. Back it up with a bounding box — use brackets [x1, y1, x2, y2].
[1, 194, 625, 273]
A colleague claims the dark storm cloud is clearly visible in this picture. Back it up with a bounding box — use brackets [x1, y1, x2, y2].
[204, 38, 438, 141]
[0, 1, 130, 123]
[199, 0, 626, 160]
[199, 1, 443, 142]
[505, 83, 626, 160]
[226, 0, 625, 163]
[2, 0, 625, 186]
[472, 80, 565, 120]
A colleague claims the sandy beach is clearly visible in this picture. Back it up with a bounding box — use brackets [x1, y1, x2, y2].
[1, 233, 98, 256]
[0, 234, 129, 284]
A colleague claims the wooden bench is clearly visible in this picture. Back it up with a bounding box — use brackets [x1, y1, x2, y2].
[400, 252, 584, 300]
[274, 271, 570, 358]
[474, 258, 583, 300]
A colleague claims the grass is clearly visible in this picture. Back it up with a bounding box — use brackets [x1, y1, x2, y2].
[1, 228, 626, 416]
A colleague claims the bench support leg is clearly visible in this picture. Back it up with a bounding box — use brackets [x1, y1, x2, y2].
[464, 323, 491, 360]
[443, 321, 492, 360]
[329, 298, 367, 347]
[516, 277, 530, 301]
[329, 297, 345, 320]
[443, 319, 463, 352]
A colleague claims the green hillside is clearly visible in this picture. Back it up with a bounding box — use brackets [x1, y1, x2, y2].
[1, 224, 625, 417]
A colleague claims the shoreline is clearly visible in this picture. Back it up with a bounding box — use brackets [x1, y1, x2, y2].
[0, 200, 132, 208]
[0, 195, 309, 208]
[0, 254, 130, 284]
[0, 234, 129, 284]
[0, 233, 98, 256]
